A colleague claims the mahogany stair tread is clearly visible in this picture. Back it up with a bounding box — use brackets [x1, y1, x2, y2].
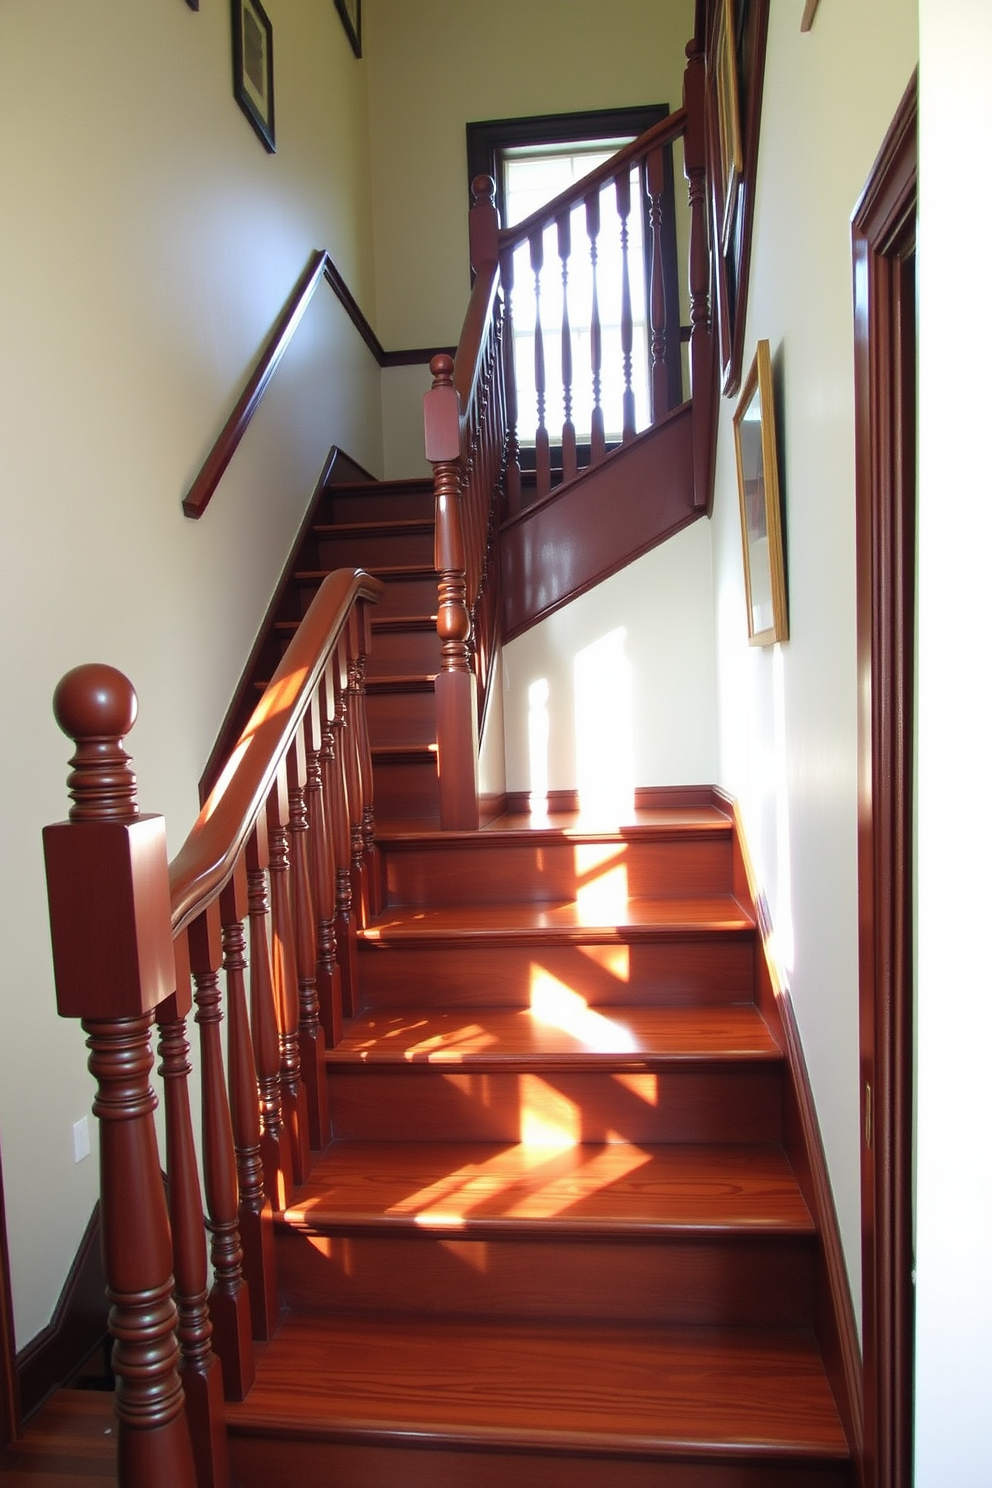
[328, 1003, 781, 1065]
[362, 894, 755, 943]
[226, 1313, 849, 1461]
[281, 1140, 813, 1234]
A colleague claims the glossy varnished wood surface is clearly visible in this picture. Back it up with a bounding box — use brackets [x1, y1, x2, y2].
[283, 1140, 812, 1233]
[328, 1004, 780, 1066]
[227, 1313, 848, 1459]
[362, 895, 754, 944]
[0, 1392, 116, 1485]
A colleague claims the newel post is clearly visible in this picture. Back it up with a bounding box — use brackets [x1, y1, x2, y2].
[43, 664, 197, 1488]
[469, 174, 499, 273]
[425, 354, 479, 830]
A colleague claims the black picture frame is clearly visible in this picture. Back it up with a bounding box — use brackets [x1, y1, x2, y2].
[232, 0, 275, 153]
[334, 0, 362, 58]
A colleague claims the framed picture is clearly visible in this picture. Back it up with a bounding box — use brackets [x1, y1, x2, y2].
[733, 340, 788, 645]
[334, 0, 362, 57]
[712, 0, 743, 255]
[232, 0, 275, 153]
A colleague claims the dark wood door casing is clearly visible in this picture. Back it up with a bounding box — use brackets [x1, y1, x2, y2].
[852, 72, 917, 1488]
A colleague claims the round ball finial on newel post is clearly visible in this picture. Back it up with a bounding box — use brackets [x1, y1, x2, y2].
[43, 664, 197, 1488]
[53, 663, 140, 822]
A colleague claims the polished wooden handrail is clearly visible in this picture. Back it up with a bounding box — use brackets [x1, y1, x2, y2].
[169, 568, 384, 933]
[498, 106, 687, 254]
[182, 250, 451, 521]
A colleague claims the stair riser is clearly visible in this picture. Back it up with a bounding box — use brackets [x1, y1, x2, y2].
[375, 575, 438, 616]
[277, 1230, 816, 1328]
[316, 530, 434, 568]
[368, 627, 441, 675]
[357, 937, 755, 1009]
[381, 836, 735, 907]
[367, 688, 437, 748]
[230, 1437, 852, 1488]
[372, 757, 439, 819]
[326, 1066, 784, 1144]
[325, 489, 434, 524]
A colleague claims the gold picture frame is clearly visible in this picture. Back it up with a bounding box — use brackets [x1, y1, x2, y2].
[733, 340, 788, 645]
[713, 0, 743, 255]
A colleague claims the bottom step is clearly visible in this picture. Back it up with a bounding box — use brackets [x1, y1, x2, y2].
[227, 1314, 850, 1486]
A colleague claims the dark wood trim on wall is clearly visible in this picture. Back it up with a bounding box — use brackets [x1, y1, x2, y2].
[852, 73, 917, 1488]
[183, 249, 454, 520]
[15, 1205, 107, 1424]
[720, 789, 865, 1469]
[0, 1141, 21, 1448]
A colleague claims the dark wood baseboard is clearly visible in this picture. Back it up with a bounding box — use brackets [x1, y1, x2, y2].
[0, 1143, 20, 1448]
[726, 796, 864, 1477]
[16, 1205, 107, 1424]
[499, 784, 728, 818]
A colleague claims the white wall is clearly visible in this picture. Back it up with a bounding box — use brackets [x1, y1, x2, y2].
[503, 521, 716, 797]
[708, 0, 917, 1325]
[0, 0, 382, 1347]
[915, 1, 992, 1479]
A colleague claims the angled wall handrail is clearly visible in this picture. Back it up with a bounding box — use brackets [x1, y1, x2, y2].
[182, 249, 452, 520]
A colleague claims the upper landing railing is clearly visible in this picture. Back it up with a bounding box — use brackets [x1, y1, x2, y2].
[423, 37, 714, 829]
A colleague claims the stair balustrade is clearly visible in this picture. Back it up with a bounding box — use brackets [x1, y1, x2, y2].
[42, 568, 383, 1488]
[424, 40, 713, 830]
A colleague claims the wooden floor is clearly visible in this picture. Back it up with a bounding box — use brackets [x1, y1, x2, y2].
[0, 1392, 115, 1486]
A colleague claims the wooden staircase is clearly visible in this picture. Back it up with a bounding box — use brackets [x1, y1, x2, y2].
[220, 801, 852, 1485]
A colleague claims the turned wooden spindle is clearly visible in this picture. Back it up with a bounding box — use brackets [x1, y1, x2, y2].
[187, 901, 254, 1402]
[220, 865, 278, 1341]
[646, 141, 669, 418]
[45, 664, 196, 1488]
[246, 818, 293, 1209]
[304, 694, 343, 1048]
[529, 227, 552, 497]
[352, 603, 382, 918]
[265, 773, 312, 1184]
[616, 165, 637, 441]
[424, 353, 480, 830]
[156, 945, 229, 1488]
[585, 189, 606, 464]
[499, 244, 523, 515]
[683, 33, 716, 508]
[557, 208, 578, 482]
[287, 730, 330, 1152]
[325, 664, 359, 1016]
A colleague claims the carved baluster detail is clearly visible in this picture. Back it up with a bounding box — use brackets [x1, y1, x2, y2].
[45, 664, 196, 1488]
[266, 772, 312, 1182]
[156, 937, 228, 1488]
[557, 208, 578, 483]
[646, 141, 669, 418]
[246, 819, 293, 1209]
[327, 660, 360, 1016]
[220, 864, 278, 1341]
[305, 693, 342, 1048]
[343, 630, 368, 929]
[500, 245, 522, 516]
[616, 164, 636, 441]
[351, 603, 381, 918]
[530, 228, 551, 497]
[287, 730, 330, 1152]
[683, 33, 715, 509]
[586, 189, 606, 464]
[188, 901, 254, 1402]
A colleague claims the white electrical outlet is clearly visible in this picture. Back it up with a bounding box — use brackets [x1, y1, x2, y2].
[72, 1116, 91, 1164]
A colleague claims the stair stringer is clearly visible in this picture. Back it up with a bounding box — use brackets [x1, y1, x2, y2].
[500, 400, 699, 641]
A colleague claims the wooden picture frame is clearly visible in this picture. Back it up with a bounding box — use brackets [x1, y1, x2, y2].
[334, 0, 362, 57]
[733, 340, 788, 645]
[232, 0, 275, 153]
[713, 0, 743, 256]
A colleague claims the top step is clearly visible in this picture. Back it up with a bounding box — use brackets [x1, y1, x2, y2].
[321, 477, 435, 525]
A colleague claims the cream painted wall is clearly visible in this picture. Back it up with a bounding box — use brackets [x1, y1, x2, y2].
[365, 0, 694, 351]
[708, 0, 917, 1325]
[0, 0, 381, 1346]
[915, 1, 992, 1479]
[503, 521, 716, 797]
